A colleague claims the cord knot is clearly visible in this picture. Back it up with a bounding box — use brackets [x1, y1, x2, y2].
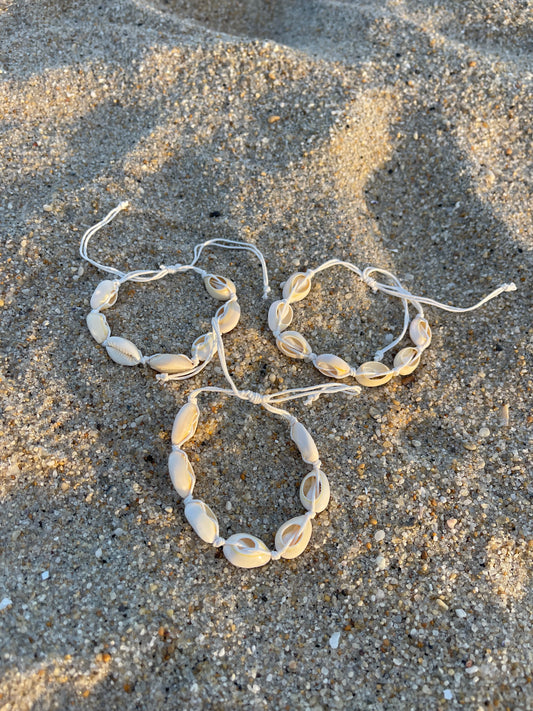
[374, 350, 385, 363]
[241, 390, 267, 406]
[362, 274, 378, 291]
[160, 263, 183, 275]
[213, 536, 226, 548]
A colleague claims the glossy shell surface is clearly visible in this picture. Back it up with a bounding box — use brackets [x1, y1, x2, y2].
[184, 500, 219, 544]
[268, 300, 293, 333]
[223, 534, 272, 569]
[90, 280, 119, 310]
[171, 401, 199, 446]
[393, 346, 421, 375]
[282, 273, 312, 303]
[290, 421, 319, 464]
[409, 315, 432, 348]
[216, 299, 241, 334]
[275, 515, 313, 559]
[276, 331, 313, 359]
[204, 274, 236, 301]
[86, 311, 110, 344]
[191, 333, 217, 362]
[314, 353, 351, 379]
[105, 336, 142, 366]
[168, 449, 195, 498]
[300, 470, 330, 513]
[355, 361, 393, 387]
[148, 353, 196, 374]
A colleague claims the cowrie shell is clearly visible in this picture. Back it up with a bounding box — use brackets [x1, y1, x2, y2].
[105, 336, 142, 366]
[291, 421, 319, 464]
[409, 315, 431, 348]
[203, 274, 236, 301]
[268, 300, 294, 333]
[275, 515, 313, 559]
[393, 347, 421, 375]
[216, 299, 241, 334]
[223, 534, 272, 569]
[168, 449, 195, 498]
[86, 311, 110, 344]
[184, 499, 219, 544]
[276, 331, 313, 359]
[282, 273, 312, 303]
[355, 361, 393, 387]
[300, 470, 330, 513]
[171, 401, 199, 446]
[191, 332, 217, 362]
[90, 280, 119, 310]
[314, 353, 351, 379]
[147, 353, 196, 375]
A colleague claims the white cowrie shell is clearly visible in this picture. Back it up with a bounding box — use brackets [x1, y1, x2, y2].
[409, 315, 432, 348]
[314, 353, 351, 379]
[86, 311, 110, 344]
[268, 300, 294, 333]
[276, 331, 313, 359]
[300, 470, 330, 513]
[223, 534, 272, 569]
[282, 273, 312, 303]
[191, 332, 217, 362]
[203, 274, 236, 301]
[216, 299, 241, 334]
[147, 353, 196, 375]
[90, 280, 119, 310]
[184, 499, 219, 544]
[355, 361, 393, 387]
[171, 401, 199, 446]
[290, 421, 319, 464]
[168, 449, 195, 498]
[275, 515, 313, 559]
[105, 336, 142, 366]
[393, 346, 421, 375]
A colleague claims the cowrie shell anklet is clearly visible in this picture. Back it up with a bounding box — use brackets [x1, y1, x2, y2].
[270, 259, 517, 387]
[80, 202, 270, 381]
[167, 317, 360, 568]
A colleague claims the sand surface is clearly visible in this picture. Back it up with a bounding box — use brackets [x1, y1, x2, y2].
[0, 1, 532, 709]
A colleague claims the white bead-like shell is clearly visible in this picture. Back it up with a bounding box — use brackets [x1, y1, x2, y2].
[275, 515, 313, 559]
[393, 346, 421, 375]
[355, 361, 393, 387]
[409, 315, 432, 348]
[147, 353, 196, 375]
[276, 331, 313, 359]
[216, 299, 241, 334]
[168, 449, 195, 498]
[203, 274, 236, 301]
[290, 420, 319, 464]
[191, 332, 217, 362]
[90, 280, 119, 310]
[282, 273, 312, 303]
[86, 311, 110, 344]
[105, 336, 142, 366]
[314, 353, 351, 379]
[300, 470, 330, 513]
[184, 499, 219, 544]
[268, 300, 294, 333]
[223, 533, 272, 569]
[171, 401, 199, 446]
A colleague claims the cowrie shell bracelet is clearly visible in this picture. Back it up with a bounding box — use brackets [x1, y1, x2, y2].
[81, 203, 517, 568]
[269, 259, 517, 386]
[168, 317, 360, 568]
[80, 202, 270, 381]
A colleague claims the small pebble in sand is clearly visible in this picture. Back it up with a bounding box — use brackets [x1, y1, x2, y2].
[329, 631, 341, 649]
[455, 609, 467, 618]
[500, 404, 510, 427]
[375, 555, 388, 570]
[446, 518, 457, 530]
[41, 571, 49, 581]
[374, 530, 385, 542]
[443, 689, 453, 700]
[479, 427, 490, 438]
[0, 598, 12, 611]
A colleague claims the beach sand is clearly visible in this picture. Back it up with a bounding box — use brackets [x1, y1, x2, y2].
[0, 0, 532, 708]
